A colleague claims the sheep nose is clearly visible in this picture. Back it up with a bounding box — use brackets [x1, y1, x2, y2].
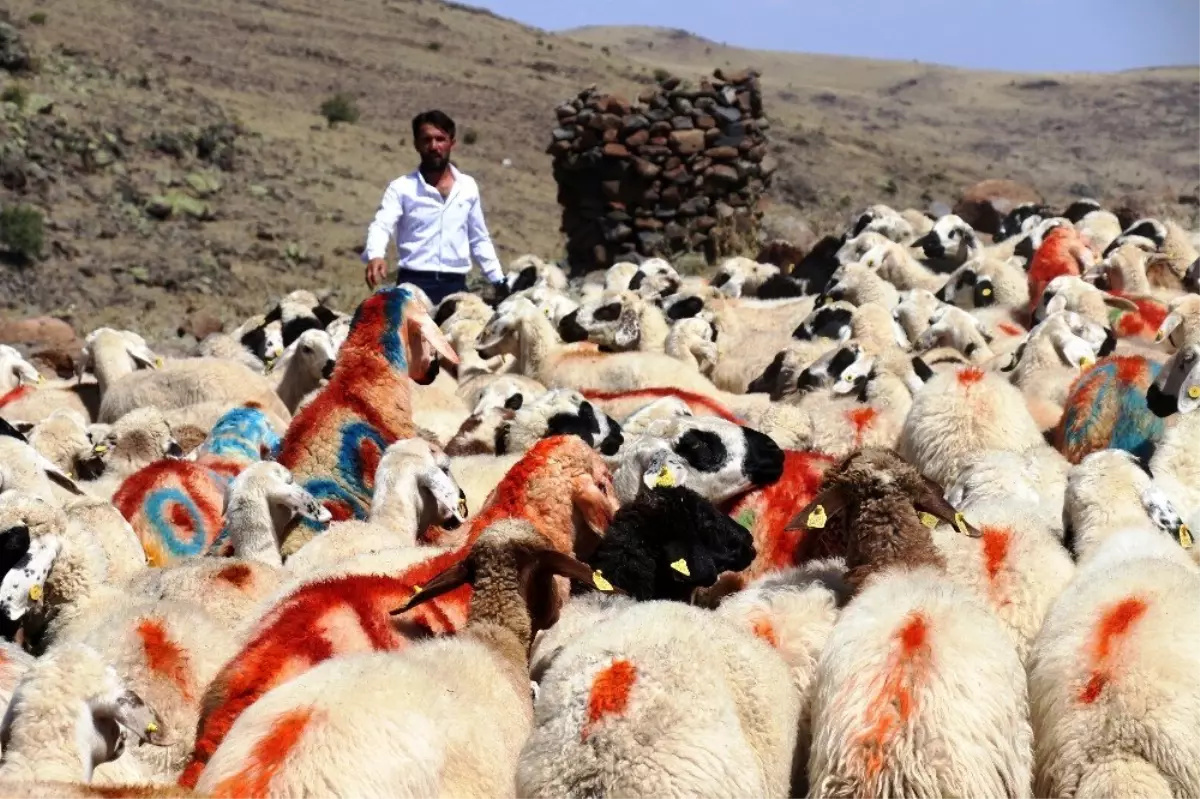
[321, 360, 335, 379]
[166, 441, 184, 458]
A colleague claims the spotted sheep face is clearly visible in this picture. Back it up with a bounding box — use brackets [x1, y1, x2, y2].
[576, 294, 641, 351]
[935, 263, 997, 308]
[260, 462, 333, 528]
[662, 293, 706, 322]
[1147, 341, 1200, 418]
[795, 342, 872, 398]
[913, 215, 977, 262]
[792, 304, 854, 342]
[1104, 218, 1167, 258]
[661, 421, 784, 505]
[994, 202, 1052, 242]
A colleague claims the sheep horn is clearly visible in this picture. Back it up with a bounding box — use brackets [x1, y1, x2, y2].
[785, 485, 848, 532]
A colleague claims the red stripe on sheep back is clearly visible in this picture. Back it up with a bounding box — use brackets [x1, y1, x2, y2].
[582, 659, 638, 740]
[0, 385, 31, 409]
[856, 611, 932, 781]
[1078, 596, 1148, 704]
[137, 618, 195, 703]
[112, 460, 226, 567]
[729, 450, 836, 580]
[1027, 227, 1088, 316]
[1108, 291, 1169, 341]
[207, 707, 318, 799]
[581, 387, 743, 424]
[179, 436, 607, 789]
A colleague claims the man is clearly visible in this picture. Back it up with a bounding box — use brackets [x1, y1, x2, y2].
[363, 109, 506, 305]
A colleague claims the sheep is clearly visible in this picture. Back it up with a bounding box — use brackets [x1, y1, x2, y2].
[226, 313, 285, 366]
[898, 364, 1048, 487]
[1153, 293, 1200, 350]
[96, 347, 289, 428]
[178, 435, 619, 788]
[75, 408, 183, 500]
[210, 461, 332, 568]
[579, 483, 755, 602]
[914, 304, 1000, 363]
[516, 598, 801, 798]
[468, 375, 545, 416]
[911, 213, 990, 271]
[663, 315, 719, 376]
[264, 328, 335, 413]
[274, 286, 459, 556]
[193, 331, 271, 375]
[475, 296, 727, 397]
[818, 263, 901, 309]
[785, 448, 1032, 797]
[283, 438, 467, 576]
[193, 518, 605, 798]
[609, 415, 783, 506]
[943, 446, 1070, 540]
[1033, 274, 1168, 342]
[573, 289, 670, 352]
[581, 386, 743, 425]
[113, 406, 281, 566]
[492, 390, 622, 457]
[0, 435, 81, 506]
[25, 410, 93, 476]
[1026, 225, 1096, 317]
[0, 642, 171, 785]
[935, 254, 1031, 312]
[1054, 355, 1165, 464]
[122, 559, 285, 634]
[855, 240, 945, 291]
[709, 256, 780, 297]
[1105, 217, 1199, 284]
[1030, 449, 1200, 798]
[0, 345, 40, 397]
[505, 256, 569, 293]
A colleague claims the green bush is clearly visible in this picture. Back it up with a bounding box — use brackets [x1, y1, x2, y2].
[28, 12, 47, 25]
[462, 128, 478, 145]
[0, 204, 45, 262]
[1, 83, 27, 108]
[319, 92, 359, 127]
[653, 68, 671, 83]
[427, 41, 442, 52]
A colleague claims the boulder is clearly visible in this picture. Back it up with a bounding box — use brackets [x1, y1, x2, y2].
[0, 316, 77, 349]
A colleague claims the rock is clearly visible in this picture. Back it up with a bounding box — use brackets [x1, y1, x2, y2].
[0, 316, 76, 349]
[551, 127, 576, 141]
[621, 114, 649, 132]
[671, 116, 694, 130]
[953, 179, 1044, 235]
[669, 129, 706, 155]
[178, 310, 224, 340]
[602, 143, 630, 158]
[705, 146, 739, 161]
[146, 191, 213, 221]
[706, 164, 741, 187]
[624, 129, 650, 148]
[694, 114, 716, 130]
[25, 94, 53, 114]
[659, 76, 681, 91]
[0, 22, 32, 73]
[631, 157, 660, 178]
[713, 106, 742, 124]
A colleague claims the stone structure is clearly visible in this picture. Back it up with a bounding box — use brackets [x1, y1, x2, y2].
[547, 68, 776, 271]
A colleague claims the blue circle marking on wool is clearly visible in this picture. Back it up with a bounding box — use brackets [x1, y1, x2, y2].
[144, 487, 210, 557]
[200, 407, 281, 464]
[297, 477, 368, 531]
[380, 288, 411, 369]
[336, 419, 389, 503]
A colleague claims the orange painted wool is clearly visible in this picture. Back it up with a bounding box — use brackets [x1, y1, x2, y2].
[846, 406, 878, 447]
[998, 322, 1025, 337]
[0, 384, 31, 409]
[217, 563, 253, 589]
[583, 659, 638, 740]
[1079, 596, 1148, 704]
[855, 612, 930, 780]
[137, 619, 194, 702]
[981, 526, 1011, 583]
[208, 708, 315, 798]
[751, 615, 778, 647]
[956, 367, 985, 386]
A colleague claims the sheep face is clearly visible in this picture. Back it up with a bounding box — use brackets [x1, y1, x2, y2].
[994, 202, 1053, 242]
[375, 438, 468, 531]
[935, 262, 1000, 308]
[83, 328, 161, 374]
[1147, 342, 1200, 417]
[792, 303, 854, 342]
[914, 305, 992, 358]
[575, 292, 642, 351]
[476, 298, 537, 358]
[0, 345, 40, 394]
[1104, 218, 1167, 257]
[660, 293, 706, 321]
[894, 289, 943, 341]
[249, 461, 334, 528]
[796, 342, 872, 397]
[1034, 275, 1139, 326]
[912, 214, 977, 263]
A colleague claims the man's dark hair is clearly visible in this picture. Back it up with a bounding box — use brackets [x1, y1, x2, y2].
[411, 110, 456, 140]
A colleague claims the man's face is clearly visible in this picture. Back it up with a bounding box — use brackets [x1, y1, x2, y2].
[415, 123, 454, 170]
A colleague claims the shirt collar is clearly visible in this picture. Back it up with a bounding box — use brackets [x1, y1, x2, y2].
[414, 163, 462, 194]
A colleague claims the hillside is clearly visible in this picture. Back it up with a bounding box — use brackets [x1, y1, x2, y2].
[0, 3, 1196, 344]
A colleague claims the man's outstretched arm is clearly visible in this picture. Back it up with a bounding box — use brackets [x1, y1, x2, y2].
[364, 182, 403, 287]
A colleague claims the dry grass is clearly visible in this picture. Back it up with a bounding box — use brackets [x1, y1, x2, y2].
[0, 2, 1196, 342]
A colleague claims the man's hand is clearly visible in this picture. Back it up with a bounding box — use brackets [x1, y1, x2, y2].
[365, 258, 389, 289]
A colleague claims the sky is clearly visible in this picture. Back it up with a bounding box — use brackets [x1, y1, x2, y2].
[466, 0, 1200, 73]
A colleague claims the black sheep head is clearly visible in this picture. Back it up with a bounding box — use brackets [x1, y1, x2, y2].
[581, 485, 756, 602]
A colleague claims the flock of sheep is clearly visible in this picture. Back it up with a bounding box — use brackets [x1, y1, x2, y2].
[0, 196, 1198, 798]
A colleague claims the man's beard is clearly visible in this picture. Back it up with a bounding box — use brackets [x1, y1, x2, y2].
[421, 152, 449, 170]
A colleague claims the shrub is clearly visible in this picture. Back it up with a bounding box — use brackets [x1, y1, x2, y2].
[1, 83, 27, 108]
[28, 12, 47, 25]
[426, 40, 442, 51]
[653, 67, 671, 83]
[319, 92, 359, 127]
[462, 128, 478, 145]
[0, 204, 45, 262]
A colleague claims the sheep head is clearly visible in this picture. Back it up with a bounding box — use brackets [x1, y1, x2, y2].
[342, 286, 458, 385]
[785, 447, 978, 590]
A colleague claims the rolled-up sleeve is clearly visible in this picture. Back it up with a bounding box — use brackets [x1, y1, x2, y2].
[364, 182, 403, 261]
[466, 192, 504, 283]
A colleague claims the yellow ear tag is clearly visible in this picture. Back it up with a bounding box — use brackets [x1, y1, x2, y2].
[93, 444, 108, 454]
[1179, 524, 1194, 550]
[807, 504, 827, 529]
[542, 307, 551, 318]
[592, 571, 614, 592]
[669, 558, 690, 576]
[36, 374, 44, 384]
[154, 357, 164, 368]
[654, 466, 675, 488]
[411, 584, 422, 596]
[981, 287, 992, 296]
[28, 584, 42, 602]
[1188, 386, 1200, 400]
[954, 512, 969, 535]
[145, 722, 158, 735]
[919, 512, 939, 528]
[457, 497, 467, 517]
[1079, 356, 1094, 368]
[1155, 330, 1166, 342]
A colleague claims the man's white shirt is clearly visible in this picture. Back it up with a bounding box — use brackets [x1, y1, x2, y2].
[364, 164, 503, 282]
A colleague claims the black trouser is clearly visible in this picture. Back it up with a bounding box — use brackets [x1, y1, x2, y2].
[395, 268, 468, 306]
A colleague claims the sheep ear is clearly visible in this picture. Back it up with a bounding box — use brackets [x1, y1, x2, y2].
[613, 305, 640, 349]
[1045, 293, 1067, 316]
[110, 689, 173, 747]
[1101, 294, 1140, 313]
[409, 308, 460, 366]
[270, 484, 332, 526]
[785, 485, 848, 531]
[1156, 312, 1182, 344]
[535, 550, 625, 596]
[914, 477, 981, 537]
[389, 560, 472, 616]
